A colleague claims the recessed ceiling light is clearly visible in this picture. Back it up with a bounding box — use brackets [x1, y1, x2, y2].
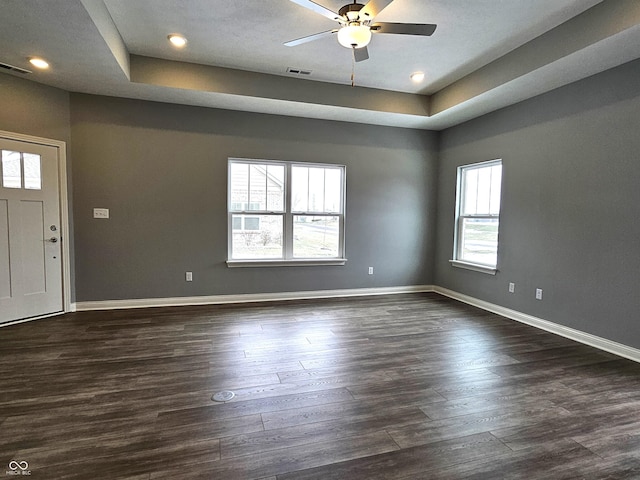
[411, 72, 425, 82]
[29, 57, 49, 69]
[168, 34, 187, 48]
[410, 71, 425, 83]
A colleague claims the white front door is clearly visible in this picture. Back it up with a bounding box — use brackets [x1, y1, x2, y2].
[0, 138, 62, 324]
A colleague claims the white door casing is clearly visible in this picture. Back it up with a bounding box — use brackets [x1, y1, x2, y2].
[0, 132, 70, 325]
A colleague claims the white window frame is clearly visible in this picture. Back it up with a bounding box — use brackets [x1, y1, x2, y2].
[450, 159, 502, 275]
[227, 158, 347, 267]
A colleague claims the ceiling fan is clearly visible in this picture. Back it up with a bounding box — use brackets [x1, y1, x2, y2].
[285, 0, 437, 62]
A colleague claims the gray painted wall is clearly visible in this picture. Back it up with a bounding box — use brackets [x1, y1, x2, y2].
[70, 94, 438, 301]
[0, 74, 70, 143]
[0, 73, 76, 301]
[435, 58, 640, 348]
[4, 60, 640, 353]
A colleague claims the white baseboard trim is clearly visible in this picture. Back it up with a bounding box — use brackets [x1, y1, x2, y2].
[74, 285, 436, 312]
[434, 286, 640, 364]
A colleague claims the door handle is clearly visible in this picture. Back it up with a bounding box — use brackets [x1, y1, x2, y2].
[47, 237, 58, 243]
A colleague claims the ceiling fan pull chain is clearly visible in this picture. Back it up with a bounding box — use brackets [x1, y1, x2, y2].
[351, 48, 356, 87]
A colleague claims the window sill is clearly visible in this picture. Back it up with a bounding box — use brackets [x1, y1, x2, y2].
[227, 259, 347, 268]
[449, 260, 497, 275]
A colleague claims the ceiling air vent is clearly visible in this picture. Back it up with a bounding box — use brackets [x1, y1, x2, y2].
[286, 67, 312, 76]
[0, 62, 32, 75]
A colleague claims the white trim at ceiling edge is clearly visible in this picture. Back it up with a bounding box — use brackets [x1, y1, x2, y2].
[73, 285, 436, 311]
[434, 286, 640, 364]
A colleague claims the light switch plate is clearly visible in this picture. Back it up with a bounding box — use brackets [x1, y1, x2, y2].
[93, 208, 109, 219]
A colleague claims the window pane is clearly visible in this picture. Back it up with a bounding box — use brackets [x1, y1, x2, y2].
[2, 150, 21, 189]
[489, 164, 502, 215]
[462, 164, 502, 216]
[476, 167, 492, 213]
[324, 168, 342, 213]
[462, 168, 478, 215]
[24, 153, 42, 190]
[230, 163, 248, 210]
[292, 166, 343, 214]
[460, 217, 499, 266]
[292, 166, 308, 212]
[249, 164, 267, 210]
[266, 164, 285, 212]
[231, 214, 283, 259]
[293, 215, 340, 258]
[308, 168, 325, 212]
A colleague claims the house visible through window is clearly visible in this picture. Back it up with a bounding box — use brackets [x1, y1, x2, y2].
[228, 159, 346, 264]
[453, 159, 502, 272]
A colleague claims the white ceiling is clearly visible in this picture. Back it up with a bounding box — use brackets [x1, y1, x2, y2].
[1, 0, 640, 130]
[103, 0, 597, 94]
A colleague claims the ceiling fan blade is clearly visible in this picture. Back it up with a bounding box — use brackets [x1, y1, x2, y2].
[359, 0, 394, 20]
[353, 46, 369, 62]
[284, 29, 339, 47]
[371, 22, 437, 36]
[288, 0, 344, 23]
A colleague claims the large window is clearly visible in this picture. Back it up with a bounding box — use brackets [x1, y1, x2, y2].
[228, 159, 346, 265]
[453, 159, 502, 272]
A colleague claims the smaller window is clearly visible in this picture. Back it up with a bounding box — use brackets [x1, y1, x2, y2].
[24, 153, 42, 190]
[453, 160, 502, 272]
[1, 150, 43, 190]
[2, 150, 22, 189]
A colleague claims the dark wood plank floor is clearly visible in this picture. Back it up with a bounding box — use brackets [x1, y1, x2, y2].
[2, 292, 640, 479]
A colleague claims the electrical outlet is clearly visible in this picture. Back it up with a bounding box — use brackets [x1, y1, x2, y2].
[535, 288, 543, 300]
[186, 271, 193, 282]
[508, 282, 515, 293]
[368, 267, 374, 275]
[93, 208, 109, 219]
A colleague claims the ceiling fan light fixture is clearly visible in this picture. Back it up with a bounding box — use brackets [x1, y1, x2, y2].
[337, 25, 372, 49]
[346, 10, 359, 21]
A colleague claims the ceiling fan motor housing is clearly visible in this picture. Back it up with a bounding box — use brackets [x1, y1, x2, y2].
[339, 3, 367, 22]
